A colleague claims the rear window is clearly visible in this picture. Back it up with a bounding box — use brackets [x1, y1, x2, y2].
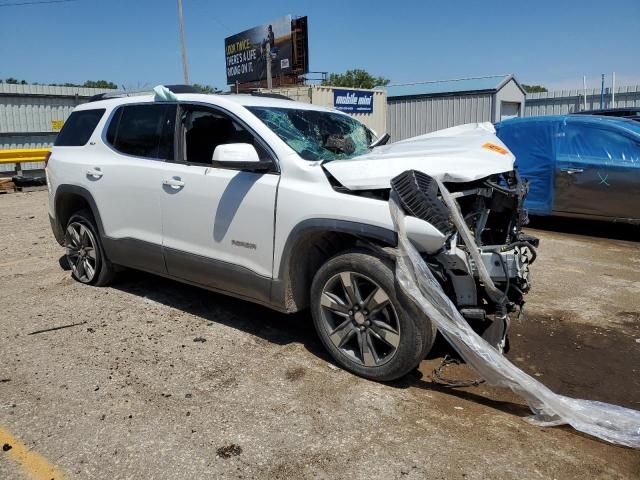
[106, 104, 176, 160]
[54, 109, 105, 146]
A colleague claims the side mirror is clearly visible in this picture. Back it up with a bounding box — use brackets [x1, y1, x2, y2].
[211, 143, 272, 172]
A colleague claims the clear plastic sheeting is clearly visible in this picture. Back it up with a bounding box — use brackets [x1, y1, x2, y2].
[389, 190, 640, 448]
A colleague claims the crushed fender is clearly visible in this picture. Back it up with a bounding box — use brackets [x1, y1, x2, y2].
[389, 179, 640, 449]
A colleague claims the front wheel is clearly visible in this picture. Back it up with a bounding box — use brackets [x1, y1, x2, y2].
[310, 249, 436, 381]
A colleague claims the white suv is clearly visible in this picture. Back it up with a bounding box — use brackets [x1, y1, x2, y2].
[47, 86, 536, 381]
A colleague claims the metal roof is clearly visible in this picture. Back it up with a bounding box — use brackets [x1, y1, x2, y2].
[387, 74, 522, 98]
[0, 83, 115, 98]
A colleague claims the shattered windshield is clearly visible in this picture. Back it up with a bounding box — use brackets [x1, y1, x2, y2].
[247, 106, 374, 161]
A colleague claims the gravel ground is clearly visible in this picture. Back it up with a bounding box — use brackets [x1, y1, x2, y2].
[0, 190, 638, 479]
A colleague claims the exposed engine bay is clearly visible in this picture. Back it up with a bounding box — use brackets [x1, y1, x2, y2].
[391, 169, 538, 351]
[327, 166, 538, 351]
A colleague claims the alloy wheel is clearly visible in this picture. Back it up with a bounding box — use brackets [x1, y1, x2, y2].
[319, 271, 401, 367]
[65, 222, 98, 283]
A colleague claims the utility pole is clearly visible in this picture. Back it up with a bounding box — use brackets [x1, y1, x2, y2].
[611, 72, 616, 107]
[177, 0, 190, 84]
[266, 41, 273, 89]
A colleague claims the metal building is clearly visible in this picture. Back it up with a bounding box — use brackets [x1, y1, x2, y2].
[386, 74, 525, 141]
[0, 83, 113, 172]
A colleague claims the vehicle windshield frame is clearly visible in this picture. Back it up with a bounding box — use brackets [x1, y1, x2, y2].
[247, 106, 376, 162]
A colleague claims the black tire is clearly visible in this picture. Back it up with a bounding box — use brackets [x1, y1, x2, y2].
[310, 248, 436, 381]
[64, 209, 115, 286]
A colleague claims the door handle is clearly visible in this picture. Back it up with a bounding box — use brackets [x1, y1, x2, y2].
[162, 177, 185, 189]
[560, 168, 584, 174]
[86, 168, 103, 179]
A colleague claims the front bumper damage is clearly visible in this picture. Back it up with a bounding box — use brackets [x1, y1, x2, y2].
[389, 170, 640, 448]
[391, 169, 538, 351]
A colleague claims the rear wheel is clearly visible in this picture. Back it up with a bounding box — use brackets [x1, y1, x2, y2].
[64, 209, 115, 286]
[311, 249, 436, 381]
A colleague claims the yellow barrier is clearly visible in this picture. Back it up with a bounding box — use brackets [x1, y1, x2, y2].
[0, 148, 50, 164]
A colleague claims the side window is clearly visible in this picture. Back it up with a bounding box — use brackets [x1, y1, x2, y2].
[54, 109, 105, 146]
[107, 104, 176, 160]
[181, 106, 270, 165]
[560, 123, 640, 165]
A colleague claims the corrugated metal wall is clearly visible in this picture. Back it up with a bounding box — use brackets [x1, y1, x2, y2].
[387, 93, 493, 141]
[524, 85, 640, 116]
[257, 85, 388, 136]
[0, 84, 113, 172]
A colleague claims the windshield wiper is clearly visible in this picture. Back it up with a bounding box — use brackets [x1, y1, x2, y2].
[370, 133, 390, 148]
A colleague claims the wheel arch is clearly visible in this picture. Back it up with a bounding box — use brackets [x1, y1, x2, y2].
[271, 219, 397, 313]
[53, 185, 105, 245]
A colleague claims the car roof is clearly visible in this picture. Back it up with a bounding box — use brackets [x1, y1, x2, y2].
[75, 92, 340, 114]
[496, 114, 640, 136]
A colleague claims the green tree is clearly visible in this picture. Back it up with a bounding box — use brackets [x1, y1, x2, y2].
[192, 83, 220, 94]
[322, 69, 390, 89]
[82, 80, 118, 89]
[522, 84, 548, 93]
[3, 78, 118, 89]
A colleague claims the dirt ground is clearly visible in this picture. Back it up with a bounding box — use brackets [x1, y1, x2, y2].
[0, 190, 638, 479]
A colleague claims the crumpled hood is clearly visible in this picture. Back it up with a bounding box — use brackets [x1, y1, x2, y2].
[324, 122, 515, 190]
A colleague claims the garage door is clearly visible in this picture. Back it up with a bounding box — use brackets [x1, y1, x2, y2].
[501, 102, 520, 120]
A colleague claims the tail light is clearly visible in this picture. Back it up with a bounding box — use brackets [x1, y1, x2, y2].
[44, 151, 51, 167]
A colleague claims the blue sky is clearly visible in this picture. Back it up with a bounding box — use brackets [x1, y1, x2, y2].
[1, 0, 639, 91]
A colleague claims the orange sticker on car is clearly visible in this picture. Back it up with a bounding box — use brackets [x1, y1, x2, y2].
[482, 142, 509, 155]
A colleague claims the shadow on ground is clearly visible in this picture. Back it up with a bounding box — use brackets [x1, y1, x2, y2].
[112, 268, 329, 360]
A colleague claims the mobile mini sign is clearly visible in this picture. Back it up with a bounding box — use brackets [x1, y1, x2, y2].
[333, 89, 374, 114]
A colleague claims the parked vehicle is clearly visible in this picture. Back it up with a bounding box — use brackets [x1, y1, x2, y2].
[47, 87, 534, 381]
[496, 115, 640, 224]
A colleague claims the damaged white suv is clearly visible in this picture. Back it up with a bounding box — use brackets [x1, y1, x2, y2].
[47, 86, 536, 381]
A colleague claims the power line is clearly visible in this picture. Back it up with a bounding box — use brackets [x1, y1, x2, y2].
[0, 0, 78, 7]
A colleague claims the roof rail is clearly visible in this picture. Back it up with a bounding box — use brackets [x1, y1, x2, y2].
[88, 84, 201, 102]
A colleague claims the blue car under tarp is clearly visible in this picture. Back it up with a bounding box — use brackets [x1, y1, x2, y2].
[495, 115, 640, 219]
[495, 118, 560, 215]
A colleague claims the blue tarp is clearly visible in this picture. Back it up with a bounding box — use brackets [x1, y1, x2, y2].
[495, 115, 640, 216]
[495, 118, 559, 215]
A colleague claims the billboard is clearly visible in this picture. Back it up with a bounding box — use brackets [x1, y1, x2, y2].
[225, 15, 293, 85]
[333, 89, 374, 113]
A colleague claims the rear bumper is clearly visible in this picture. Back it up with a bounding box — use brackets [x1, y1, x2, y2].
[49, 214, 64, 246]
